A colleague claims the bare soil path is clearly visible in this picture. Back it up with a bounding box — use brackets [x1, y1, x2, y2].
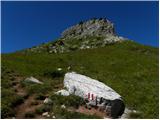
[12, 76, 44, 118]
[77, 106, 108, 118]
[15, 95, 43, 118]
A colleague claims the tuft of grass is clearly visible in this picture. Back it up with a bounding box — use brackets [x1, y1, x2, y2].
[43, 69, 65, 78]
[129, 112, 143, 118]
[35, 105, 52, 114]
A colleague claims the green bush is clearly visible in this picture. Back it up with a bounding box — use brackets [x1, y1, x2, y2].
[31, 101, 39, 105]
[24, 112, 35, 118]
[43, 70, 65, 78]
[69, 45, 78, 51]
[11, 96, 24, 107]
[1, 105, 15, 119]
[35, 105, 52, 114]
[1, 94, 24, 118]
[35, 93, 46, 100]
[35, 106, 46, 114]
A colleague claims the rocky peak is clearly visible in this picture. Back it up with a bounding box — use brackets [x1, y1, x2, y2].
[61, 18, 115, 38]
[24, 18, 125, 54]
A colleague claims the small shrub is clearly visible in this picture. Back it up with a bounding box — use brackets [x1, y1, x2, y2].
[35, 106, 46, 114]
[35, 93, 46, 100]
[69, 45, 78, 51]
[1, 105, 15, 118]
[31, 101, 39, 105]
[24, 112, 35, 118]
[11, 96, 24, 107]
[78, 21, 83, 25]
[43, 70, 65, 78]
[23, 93, 29, 99]
[26, 83, 53, 95]
[35, 105, 51, 114]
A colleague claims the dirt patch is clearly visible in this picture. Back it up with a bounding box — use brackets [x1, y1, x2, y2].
[15, 95, 43, 118]
[11, 76, 44, 118]
[69, 105, 110, 119]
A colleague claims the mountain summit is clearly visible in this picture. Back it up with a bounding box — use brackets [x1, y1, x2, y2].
[23, 18, 125, 54]
[61, 18, 115, 38]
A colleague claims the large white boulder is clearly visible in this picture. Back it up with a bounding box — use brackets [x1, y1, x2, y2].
[64, 72, 121, 100]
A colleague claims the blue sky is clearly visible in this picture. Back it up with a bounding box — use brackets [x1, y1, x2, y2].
[1, 1, 159, 53]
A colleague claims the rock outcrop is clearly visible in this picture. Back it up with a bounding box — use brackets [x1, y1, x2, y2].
[61, 18, 115, 38]
[24, 18, 126, 54]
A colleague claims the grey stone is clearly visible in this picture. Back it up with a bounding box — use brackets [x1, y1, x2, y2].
[61, 18, 115, 38]
[61, 104, 66, 109]
[25, 76, 43, 84]
[42, 112, 49, 117]
[52, 115, 56, 119]
[44, 98, 53, 104]
[55, 89, 70, 96]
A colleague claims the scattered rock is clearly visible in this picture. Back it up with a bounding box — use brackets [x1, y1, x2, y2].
[120, 108, 132, 119]
[55, 89, 70, 96]
[44, 98, 53, 104]
[67, 66, 71, 70]
[52, 115, 56, 119]
[42, 112, 49, 117]
[47, 114, 50, 118]
[25, 76, 43, 84]
[57, 68, 62, 71]
[61, 104, 66, 109]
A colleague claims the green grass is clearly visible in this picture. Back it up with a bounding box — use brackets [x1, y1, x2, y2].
[50, 94, 85, 108]
[1, 67, 25, 118]
[1, 40, 159, 118]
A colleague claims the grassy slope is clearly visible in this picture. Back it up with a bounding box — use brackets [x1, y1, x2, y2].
[2, 40, 159, 118]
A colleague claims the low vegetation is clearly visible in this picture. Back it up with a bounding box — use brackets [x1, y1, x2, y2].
[1, 40, 158, 118]
[50, 94, 85, 108]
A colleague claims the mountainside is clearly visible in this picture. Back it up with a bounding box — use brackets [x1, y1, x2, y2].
[1, 18, 159, 119]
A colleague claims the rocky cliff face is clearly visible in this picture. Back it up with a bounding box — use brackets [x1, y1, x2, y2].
[23, 18, 126, 54]
[61, 18, 115, 38]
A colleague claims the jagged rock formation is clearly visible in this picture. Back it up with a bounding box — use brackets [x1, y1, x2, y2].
[61, 18, 115, 38]
[24, 18, 126, 54]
